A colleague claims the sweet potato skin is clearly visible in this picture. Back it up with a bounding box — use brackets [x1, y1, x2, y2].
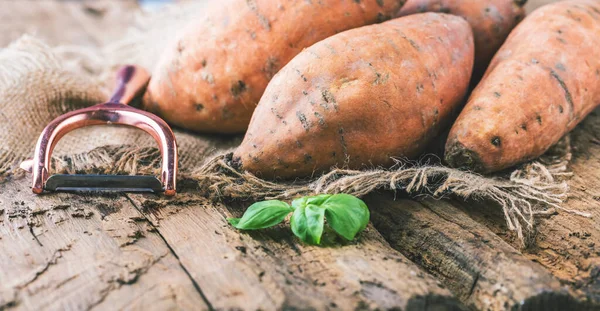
[234, 13, 474, 179]
[445, 0, 600, 173]
[144, 0, 405, 134]
[397, 0, 526, 79]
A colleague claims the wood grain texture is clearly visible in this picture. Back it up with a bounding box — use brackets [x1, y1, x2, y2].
[367, 194, 589, 310]
[125, 181, 463, 310]
[0, 177, 208, 310]
[0, 1, 138, 48]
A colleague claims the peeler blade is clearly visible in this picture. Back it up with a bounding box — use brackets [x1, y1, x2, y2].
[45, 175, 163, 193]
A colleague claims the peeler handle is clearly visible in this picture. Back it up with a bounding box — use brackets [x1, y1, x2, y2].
[109, 65, 150, 105]
[28, 103, 178, 196]
[23, 65, 177, 196]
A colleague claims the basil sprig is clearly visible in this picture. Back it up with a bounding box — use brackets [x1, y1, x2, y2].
[228, 194, 369, 244]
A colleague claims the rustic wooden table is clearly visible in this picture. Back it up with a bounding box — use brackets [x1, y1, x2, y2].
[1, 1, 600, 310]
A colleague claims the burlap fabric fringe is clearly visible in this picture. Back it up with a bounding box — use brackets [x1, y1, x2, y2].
[0, 2, 589, 247]
[43, 137, 587, 247]
[191, 136, 591, 247]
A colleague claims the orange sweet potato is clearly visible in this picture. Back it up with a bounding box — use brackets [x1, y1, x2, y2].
[233, 13, 474, 179]
[445, 0, 600, 173]
[397, 0, 526, 79]
[144, 0, 406, 134]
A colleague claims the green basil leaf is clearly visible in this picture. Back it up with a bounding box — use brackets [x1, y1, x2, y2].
[291, 197, 307, 211]
[290, 204, 326, 244]
[291, 194, 331, 210]
[323, 194, 370, 240]
[228, 200, 292, 230]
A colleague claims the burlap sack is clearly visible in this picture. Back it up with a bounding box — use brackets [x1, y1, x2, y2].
[0, 27, 239, 177]
[0, 1, 588, 246]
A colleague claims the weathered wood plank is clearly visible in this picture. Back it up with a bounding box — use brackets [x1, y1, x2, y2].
[367, 194, 590, 310]
[126, 181, 464, 310]
[0, 177, 208, 310]
[0, 1, 138, 47]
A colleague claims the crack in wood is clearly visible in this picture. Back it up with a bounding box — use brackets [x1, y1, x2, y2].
[16, 245, 72, 289]
[86, 252, 169, 310]
[122, 193, 215, 310]
[54, 274, 79, 291]
[29, 225, 43, 247]
[467, 272, 480, 299]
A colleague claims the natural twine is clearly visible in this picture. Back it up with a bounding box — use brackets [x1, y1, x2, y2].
[41, 135, 588, 247]
[191, 135, 590, 246]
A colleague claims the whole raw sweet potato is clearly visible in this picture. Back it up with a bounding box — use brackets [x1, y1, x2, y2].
[445, 0, 600, 173]
[144, 0, 406, 134]
[397, 0, 526, 79]
[233, 13, 474, 179]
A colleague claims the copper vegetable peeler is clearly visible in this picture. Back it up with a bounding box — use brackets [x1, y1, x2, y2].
[20, 65, 177, 196]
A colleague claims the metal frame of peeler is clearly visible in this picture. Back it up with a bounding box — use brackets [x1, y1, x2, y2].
[20, 65, 178, 196]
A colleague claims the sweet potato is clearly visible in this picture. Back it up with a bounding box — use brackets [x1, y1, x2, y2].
[144, 0, 406, 134]
[233, 13, 474, 179]
[397, 0, 526, 79]
[445, 0, 600, 173]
